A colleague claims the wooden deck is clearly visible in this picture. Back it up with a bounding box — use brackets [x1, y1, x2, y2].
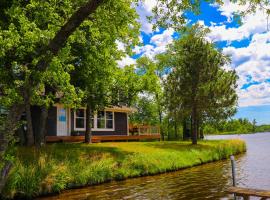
[227, 187, 270, 200]
[46, 134, 161, 143]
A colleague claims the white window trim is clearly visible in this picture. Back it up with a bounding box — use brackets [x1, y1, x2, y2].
[74, 109, 86, 131]
[92, 111, 115, 131]
[73, 109, 115, 131]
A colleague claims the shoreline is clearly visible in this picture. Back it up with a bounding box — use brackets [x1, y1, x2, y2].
[206, 131, 270, 136]
[37, 154, 244, 200]
[2, 140, 246, 199]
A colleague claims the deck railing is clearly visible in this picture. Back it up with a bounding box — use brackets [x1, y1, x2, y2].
[129, 124, 160, 136]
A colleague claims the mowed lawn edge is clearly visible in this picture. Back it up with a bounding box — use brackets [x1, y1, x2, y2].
[2, 139, 246, 199]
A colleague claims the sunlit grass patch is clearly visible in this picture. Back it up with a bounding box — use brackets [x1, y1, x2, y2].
[2, 139, 246, 199]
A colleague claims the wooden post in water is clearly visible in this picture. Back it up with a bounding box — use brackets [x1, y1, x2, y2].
[230, 155, 237, 200]
[228, 156, 270, 199]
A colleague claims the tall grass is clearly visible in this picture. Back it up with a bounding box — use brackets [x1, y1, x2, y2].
[2, 139, 246, 199]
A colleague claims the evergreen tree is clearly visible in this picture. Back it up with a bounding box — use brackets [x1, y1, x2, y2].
[165, 25, 238, 144]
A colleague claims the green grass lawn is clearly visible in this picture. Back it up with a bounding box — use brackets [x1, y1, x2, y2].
[2, 140, 246, 199]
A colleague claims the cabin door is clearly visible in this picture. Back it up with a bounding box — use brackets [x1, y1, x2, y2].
[57, 105, 68, 136]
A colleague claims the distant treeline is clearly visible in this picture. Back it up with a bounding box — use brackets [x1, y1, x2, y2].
[204, 118, 270, 135]
[255, 124, 270, 133]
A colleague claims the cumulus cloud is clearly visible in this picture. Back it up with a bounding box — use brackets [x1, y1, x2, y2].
[211, 0, 248, 22]
[208, 1, 268, 42]
[208, 12, 267, 42]
[136, 0, 157, 34]
[222, 31, 270, 107]
[133, 28, 175, 59]
[238, 82, 270, 107]
[117, 55, 136, 68]
[116, 40, 125, 51]
[150, 28, 174, 47]
[206, 1, 270, 107]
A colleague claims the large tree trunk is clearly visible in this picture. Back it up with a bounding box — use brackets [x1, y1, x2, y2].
[0, 105, 25, 152]
[191, 105, 198, 145]
[196, 118, 200, 139]
[36, 105, 48, 147]
[200, 128, 204, 139]
[182, 118, 187, 140]
[23, 89, 34, 146]
[174, 115, 177, 140]
[17, 125, 26, 146]
[85, 104, 92, 143]
[0, 104, 24, 193]
[158, 108, 164, 141]
[167, 117, 170, 140]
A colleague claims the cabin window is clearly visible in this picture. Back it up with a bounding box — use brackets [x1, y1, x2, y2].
[96, 111, 114, 130]
[74, 109, 114, 131]
[106, 111, 113, 129]
[75, 109, 85, 130]
[97, 111, 105, 128]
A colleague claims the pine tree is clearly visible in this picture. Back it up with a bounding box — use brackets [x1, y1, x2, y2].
[165, 25, 238, 144]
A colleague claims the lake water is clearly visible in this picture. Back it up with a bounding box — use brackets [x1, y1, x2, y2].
[38, 132, 270, 200]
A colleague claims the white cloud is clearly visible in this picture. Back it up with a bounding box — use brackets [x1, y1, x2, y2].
[136, 0, 157, 34]
[205, 1, 270, 107]
[222, 31, 270, 107]
[238, 82, 270, 107]
[150, 28, 174, 47]
[117, 55, 136, 68]
[208, 0, 268, 42]
[116, 40, 125, 51]
[208, 11, 267, 42]
[117, 28, 175, 67]
[133, 29, 175, 59]
[211, 0, 248, 22]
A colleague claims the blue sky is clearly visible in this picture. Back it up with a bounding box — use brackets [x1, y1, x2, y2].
[119, 0, 270, 125]
[235, 105, 270, 125]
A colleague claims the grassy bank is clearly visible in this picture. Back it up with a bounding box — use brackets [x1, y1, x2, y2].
[2, 140, 246, 199]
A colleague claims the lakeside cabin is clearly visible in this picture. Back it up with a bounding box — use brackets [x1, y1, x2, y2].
[29, 104, 160, 143]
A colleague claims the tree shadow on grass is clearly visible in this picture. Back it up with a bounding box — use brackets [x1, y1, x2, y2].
[16, 143, 133, 165]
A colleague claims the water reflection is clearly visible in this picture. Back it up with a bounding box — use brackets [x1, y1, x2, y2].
[38, 132, 270, 200]
[208, 133, 270, 191]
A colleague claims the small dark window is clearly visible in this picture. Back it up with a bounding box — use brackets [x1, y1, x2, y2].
[97, 111, 105, 128]
[75, 109, 85, 129]
[106, 120, 113, 129]
[76, 118, 84, 129]
[106, 111, 113, 129]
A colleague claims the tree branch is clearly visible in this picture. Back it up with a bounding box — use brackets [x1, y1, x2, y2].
[37, 0, 105, 72]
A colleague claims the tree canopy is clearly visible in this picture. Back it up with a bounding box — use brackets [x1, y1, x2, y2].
[165, 26, 238, 144]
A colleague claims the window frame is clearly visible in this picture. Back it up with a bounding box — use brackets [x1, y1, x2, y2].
[73, 109, 114, 131]
[93, 111, 114, 131]
[74, 109, 86, 131]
